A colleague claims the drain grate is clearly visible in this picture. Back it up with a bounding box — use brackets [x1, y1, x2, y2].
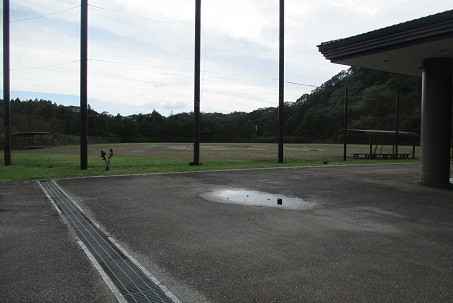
[40, 180, 177, 303]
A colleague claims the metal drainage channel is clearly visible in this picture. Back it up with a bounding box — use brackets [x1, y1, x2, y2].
[40, 180, 175, 303]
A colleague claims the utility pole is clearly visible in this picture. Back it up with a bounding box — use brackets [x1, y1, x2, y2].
[193, 0, 201, 166]
[278, 0, 284, 163]
[3, 0, 11, 166]
[80, 0, 88, 170]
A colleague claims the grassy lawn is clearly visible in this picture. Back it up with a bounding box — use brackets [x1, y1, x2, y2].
[0, 143, 419, 181]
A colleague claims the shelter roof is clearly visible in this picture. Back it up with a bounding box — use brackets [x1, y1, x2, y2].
[318, 10, 453, 77]
[13, 132, 50, 137]
[348, 129, 418, 139]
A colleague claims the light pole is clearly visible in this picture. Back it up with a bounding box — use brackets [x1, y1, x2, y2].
[80, 0, 88, 170]
[3, 0, 11, 166]
[278, 0, 284, 163]
[193, 0, 201, 166]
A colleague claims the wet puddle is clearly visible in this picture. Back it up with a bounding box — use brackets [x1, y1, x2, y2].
[200, 188, 315, 210]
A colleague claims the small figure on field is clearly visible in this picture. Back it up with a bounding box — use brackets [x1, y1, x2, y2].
[101, 148, 114, 171]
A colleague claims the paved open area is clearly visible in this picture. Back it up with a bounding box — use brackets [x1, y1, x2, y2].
[1, 163, 453, 302]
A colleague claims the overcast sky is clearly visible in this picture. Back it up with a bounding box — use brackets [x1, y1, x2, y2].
[2, 0, 452, 116]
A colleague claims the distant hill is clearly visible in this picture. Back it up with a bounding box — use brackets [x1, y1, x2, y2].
[0, 67, 423, 146]
[284, 66, 422, 142]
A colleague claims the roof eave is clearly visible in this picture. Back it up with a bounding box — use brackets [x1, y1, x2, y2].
[319, 18, 453, 62]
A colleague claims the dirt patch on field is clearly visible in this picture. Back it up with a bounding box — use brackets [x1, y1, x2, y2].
[18, 143, 418, 162]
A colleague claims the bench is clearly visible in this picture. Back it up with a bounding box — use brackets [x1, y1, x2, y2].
[353, 153, 370, 159]
[353, 153, 412, 159]
[17, 145, 44, 150]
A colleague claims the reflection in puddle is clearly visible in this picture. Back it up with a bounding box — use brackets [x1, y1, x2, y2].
[200, 189, 315, 210]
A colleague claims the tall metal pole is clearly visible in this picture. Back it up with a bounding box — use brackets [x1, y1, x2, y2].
[343, 85, 348, 161]
[80, 0, 88, 170]
[395, 93, 399, 159]
[3, 0, 11, 166]
[277, 0, 284, 163]
[193, 0, 201, 166]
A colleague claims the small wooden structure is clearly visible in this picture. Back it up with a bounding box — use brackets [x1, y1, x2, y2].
[348, 129, 418, 159]
[13, 132, 50, 150]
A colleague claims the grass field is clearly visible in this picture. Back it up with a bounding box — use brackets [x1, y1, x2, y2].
[0, 143, 419, 181]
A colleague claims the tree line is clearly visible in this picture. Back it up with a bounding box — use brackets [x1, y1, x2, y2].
[0, 67, 424, 146]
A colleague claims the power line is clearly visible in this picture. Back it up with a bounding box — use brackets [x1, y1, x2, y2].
[286, 81, 318, 88]
[9, 56, 316, 88]
[88, 4, 193, 23]
[88, 4, 195, 62]
[10, 5, 81, 23]
[86, 5, 317, 88]
[89, 58, 317, 88]
[203, 70, 318, 88]
[11, 60, 80, 71]
[7, 4, 317, 89]
[88, 58, 193, 72]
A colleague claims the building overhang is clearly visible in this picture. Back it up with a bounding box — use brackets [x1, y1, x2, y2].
[318, 10, 453, 77]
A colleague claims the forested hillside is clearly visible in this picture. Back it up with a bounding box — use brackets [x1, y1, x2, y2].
[0, 67, 423, 146]
[289, 67, 422, 142]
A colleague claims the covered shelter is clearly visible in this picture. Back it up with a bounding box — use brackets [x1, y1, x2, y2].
[347, 129, 418, 159]
[12, 132, 49, 150]
[318, 10, 453, 185]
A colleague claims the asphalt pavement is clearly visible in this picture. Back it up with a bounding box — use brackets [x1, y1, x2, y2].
[1, 163, 453, 302]
[0, 181, 116, 302]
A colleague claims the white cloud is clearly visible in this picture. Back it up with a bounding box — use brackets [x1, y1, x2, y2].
[329, 0, 381, 15]
[3, 0, 453, 116]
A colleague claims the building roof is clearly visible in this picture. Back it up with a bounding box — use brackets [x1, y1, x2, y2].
[318, 10, 453, 77]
